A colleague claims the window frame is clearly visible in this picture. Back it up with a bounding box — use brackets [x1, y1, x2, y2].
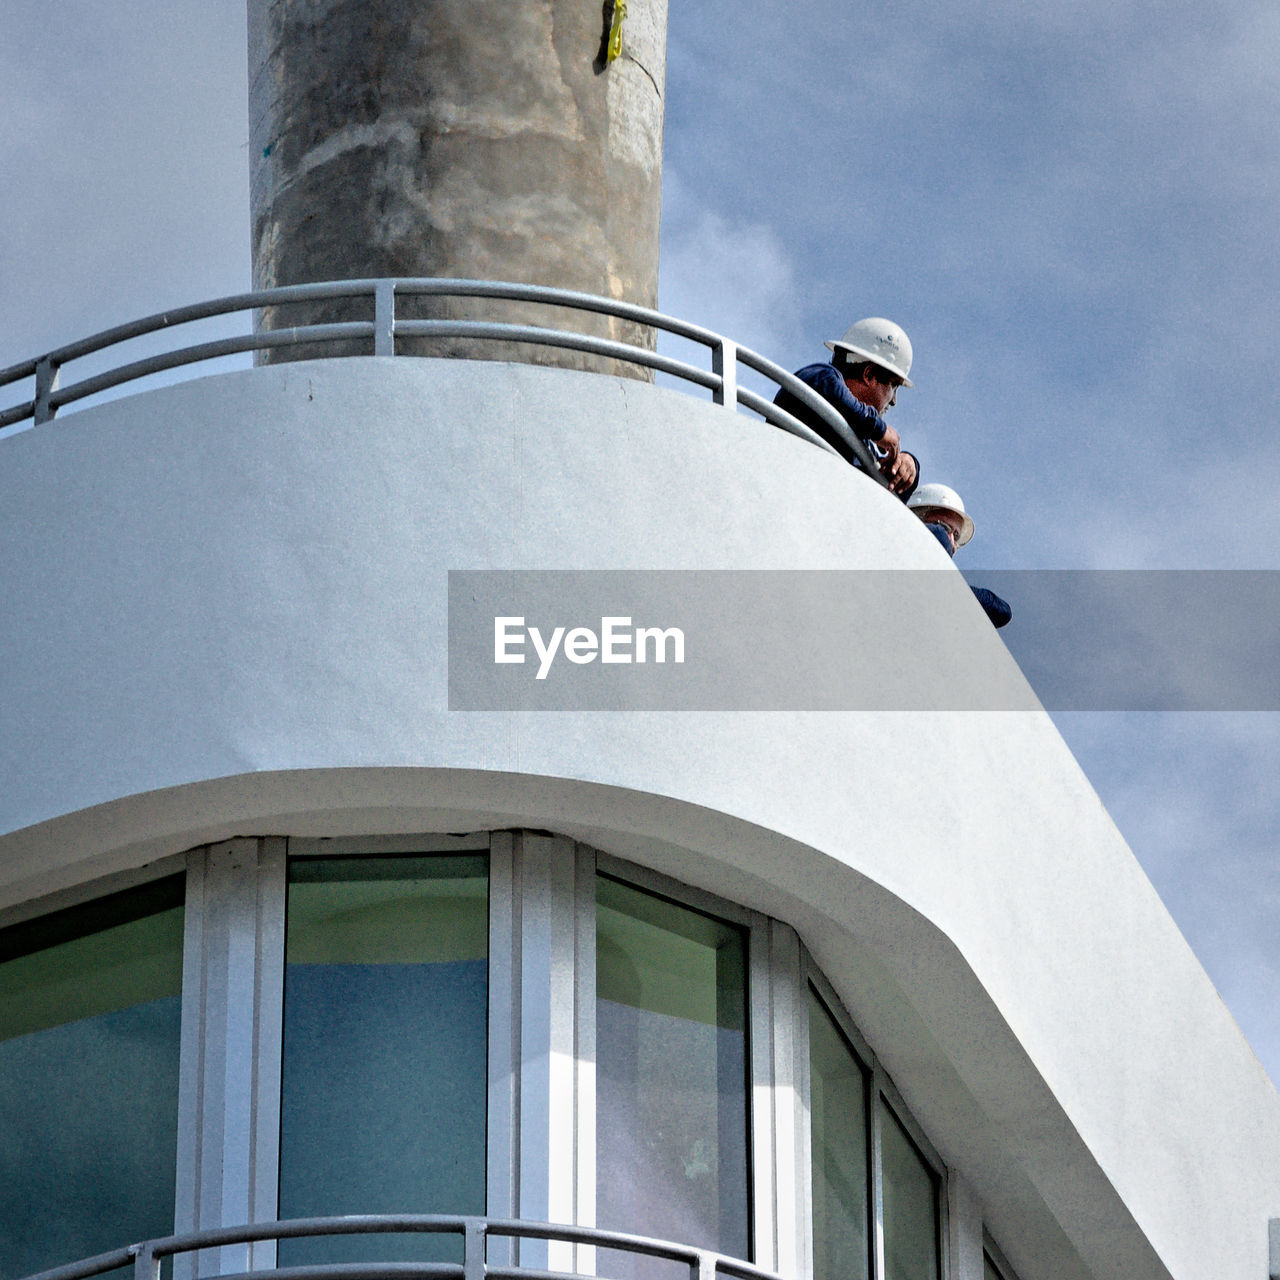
[0, 854, 187, 933]
[2, 832, 963, 1280]
[0, 858, 189, 1277]
[802, 955, 950, 1280]
[982, 1234, 1020, 1280]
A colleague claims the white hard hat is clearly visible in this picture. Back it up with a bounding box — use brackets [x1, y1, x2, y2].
[908, 483, 974, 547]
[825, 317, 914, 387]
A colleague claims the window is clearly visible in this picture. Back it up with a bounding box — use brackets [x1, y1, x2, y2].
[808, 987, 872, 1280]
[2, 834, 961, 1280]
[0, 876, 184, 1278]
[278, 854, 489, 1263]
[595, 873, 751, 1265]
[879, 1097, 940, 1280]
[807, 979, 943, 1280]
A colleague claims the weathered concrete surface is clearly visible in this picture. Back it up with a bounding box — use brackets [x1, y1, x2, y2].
[248, 0, 667, 373]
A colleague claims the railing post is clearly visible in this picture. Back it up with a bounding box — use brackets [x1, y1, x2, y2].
[694, 1251, 718, 1280]
[464, 1217, 487, 1280]
[131, 1242, 160, 1280]
[712, 339, 737, 408]
[374, 280, 396, 356]
[33, 356, 60, 424]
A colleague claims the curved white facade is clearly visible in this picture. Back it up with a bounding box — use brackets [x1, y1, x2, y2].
[1, 359, 1278, 1280]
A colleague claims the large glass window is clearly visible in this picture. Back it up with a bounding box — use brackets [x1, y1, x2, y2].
[880, 1098, 940, 1280]
[595, 874, 750, 1266]
[0, 834, 963, 1280]
[807, 987, 871, 1280]
[0, 877, 184, 1278]
[278, 854, 488, 1263]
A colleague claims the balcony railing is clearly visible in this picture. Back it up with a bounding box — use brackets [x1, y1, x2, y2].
[0, 278, 884, 483]
[17, 1216, 786, 1280]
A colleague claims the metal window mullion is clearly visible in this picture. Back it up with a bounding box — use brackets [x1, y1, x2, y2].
[573, 844, 598, 1277]
[592, 852, 757, 929]
[514, 833, 581, 1272]
[870, 1068, 887, 1280]
[786, 932, 814, 1280]
[748, 914, 778, 1274]
[488, 833, 518, 1268]
[944, 1174, 983, 1280]
[174, 839, 286, 1279]
[750, 916, 806, 1278]
[174, 851, 209, 1265]
[980, 1226, 1017, 1280]
[250, 837, 287, 1266]
[288, 833, 490, 858]
[937, 1168, 952, 1280]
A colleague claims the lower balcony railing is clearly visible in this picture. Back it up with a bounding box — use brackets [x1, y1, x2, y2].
[0, 277, 883, 482]
[18, 1216, 785, 1280]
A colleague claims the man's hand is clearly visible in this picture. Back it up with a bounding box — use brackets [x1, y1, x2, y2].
[877, 432, 917, 495]
[877, 423, 901, 464]
[870, 425, 916, 493]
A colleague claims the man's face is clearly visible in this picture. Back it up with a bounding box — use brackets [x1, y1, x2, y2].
[919, 507, 965, 552]
[844, 363, 902, 414]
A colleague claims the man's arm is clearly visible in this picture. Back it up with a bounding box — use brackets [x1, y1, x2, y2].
[970, 586, 1012, 629]
[800, 364, 918, 495]
[795, 363, 888, 442]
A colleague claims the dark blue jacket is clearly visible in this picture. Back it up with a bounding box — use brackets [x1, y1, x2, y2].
[925, 522, 1012, 629]
[773, 363, 918, 498]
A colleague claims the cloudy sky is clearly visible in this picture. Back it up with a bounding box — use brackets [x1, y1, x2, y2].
[2, 2, 1278, 1084]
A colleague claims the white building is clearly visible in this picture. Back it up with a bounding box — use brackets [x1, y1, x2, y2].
[2, 5, 1279, 1280]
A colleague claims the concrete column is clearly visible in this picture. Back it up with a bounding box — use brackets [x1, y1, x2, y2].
[248, 0, 667, 374]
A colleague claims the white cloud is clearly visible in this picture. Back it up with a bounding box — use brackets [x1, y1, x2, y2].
[658, 170, 806, 365]
[0, 2, 250, 371]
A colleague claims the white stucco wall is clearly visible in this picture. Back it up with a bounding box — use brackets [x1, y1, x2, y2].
[1, 359, 1277, 1280]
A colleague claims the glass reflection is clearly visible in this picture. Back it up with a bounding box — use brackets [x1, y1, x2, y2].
[880, 1098, 939, 1280]
[0, 877, 184, 1279]
[595, 875, 750, 1274]
[807, 988, 871, 1280]
[279, 855, 488, 1264]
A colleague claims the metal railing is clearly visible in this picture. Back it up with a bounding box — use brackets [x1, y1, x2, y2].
[0, 278, 884, 482]
[17, 1216, 787, 1280]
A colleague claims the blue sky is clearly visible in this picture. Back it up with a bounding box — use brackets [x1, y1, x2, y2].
[2, 2, 1278, 1085]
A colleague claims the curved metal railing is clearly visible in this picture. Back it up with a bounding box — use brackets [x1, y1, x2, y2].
[0, 278, 884, 482]
[17, 1215, 787, 1280]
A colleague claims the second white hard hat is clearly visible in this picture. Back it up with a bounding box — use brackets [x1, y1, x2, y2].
[825, 317, 914, 387]
[907, 483, 974, 547]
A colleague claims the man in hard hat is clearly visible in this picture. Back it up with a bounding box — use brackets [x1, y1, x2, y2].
[772, 317, 919, 496]
[907, 483, 1012, 628]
